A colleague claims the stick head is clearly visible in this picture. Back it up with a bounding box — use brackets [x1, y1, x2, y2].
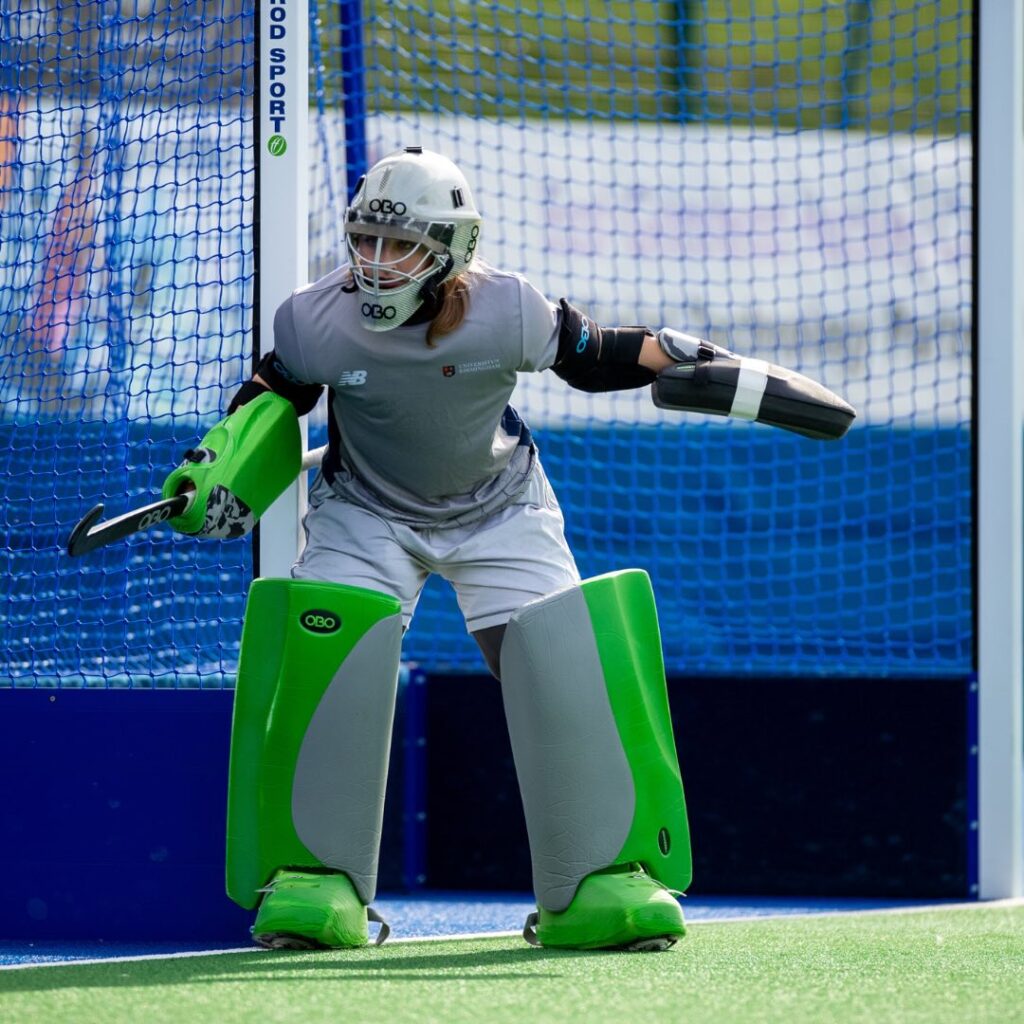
[66, 504, 105, 557]
[66, 493, 191, 557]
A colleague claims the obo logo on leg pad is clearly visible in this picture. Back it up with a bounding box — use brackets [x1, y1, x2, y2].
[300, 609, 342, 635]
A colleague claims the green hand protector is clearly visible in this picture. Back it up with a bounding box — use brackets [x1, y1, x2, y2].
[162, 391, 301, 538]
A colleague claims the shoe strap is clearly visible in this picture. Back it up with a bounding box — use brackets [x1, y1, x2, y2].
[522, 912, 540, 947]
[628, 869, 685, 900]
[367, 907, 391, 946]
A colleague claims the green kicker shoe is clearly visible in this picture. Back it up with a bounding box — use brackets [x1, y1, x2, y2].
[523, 864, 685, 952]
[251, 869, 390, 950]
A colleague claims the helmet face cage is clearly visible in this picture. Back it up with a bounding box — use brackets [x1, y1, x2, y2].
[345, 228, 443, 300]
[343, 148, 482, 331]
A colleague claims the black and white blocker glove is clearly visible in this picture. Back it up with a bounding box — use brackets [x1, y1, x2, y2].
[652, 328, 856, 440]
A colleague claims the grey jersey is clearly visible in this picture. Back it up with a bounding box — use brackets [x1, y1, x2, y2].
[274, 261, 561, 527]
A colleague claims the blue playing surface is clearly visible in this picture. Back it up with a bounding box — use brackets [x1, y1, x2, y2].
[0, 894, 962, 967]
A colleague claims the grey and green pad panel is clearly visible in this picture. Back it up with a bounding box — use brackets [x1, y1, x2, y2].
[226, 578, 403, 910]
[500, 569, 691, 913]
[163, 391, 301, 537]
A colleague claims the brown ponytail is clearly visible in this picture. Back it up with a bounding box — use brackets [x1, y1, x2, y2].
[425, 274, 472, 348]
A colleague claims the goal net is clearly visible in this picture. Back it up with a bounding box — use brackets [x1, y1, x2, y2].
[0, 1, 972, 685]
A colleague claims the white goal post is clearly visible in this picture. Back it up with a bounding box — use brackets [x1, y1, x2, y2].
[254, 0, 310, 579]
[976, 0, 1024, 899]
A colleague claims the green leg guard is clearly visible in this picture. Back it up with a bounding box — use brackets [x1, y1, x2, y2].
[226, 578, 403, 946]
[500, 569, 691, 950]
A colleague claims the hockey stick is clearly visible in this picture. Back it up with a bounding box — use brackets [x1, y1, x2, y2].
[67, 445, 329, 558]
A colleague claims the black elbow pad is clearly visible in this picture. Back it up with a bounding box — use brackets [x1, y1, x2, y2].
[250, 351, 324, 416]
[227, 379, 271, 415]
[552, 299, 657, 393]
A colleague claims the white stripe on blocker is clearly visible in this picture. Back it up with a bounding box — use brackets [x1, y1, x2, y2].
[730, 358, 770, 420]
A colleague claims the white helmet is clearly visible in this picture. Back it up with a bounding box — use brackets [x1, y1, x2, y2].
[345, 147, 482, 331]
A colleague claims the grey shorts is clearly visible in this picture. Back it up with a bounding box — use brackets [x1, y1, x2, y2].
[292, 464, 581, 632]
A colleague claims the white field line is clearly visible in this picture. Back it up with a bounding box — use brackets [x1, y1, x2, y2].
[2, 898, 1022, 972]
[0, 945, 260, 972]
[682, 896, 1024, 926]
[0, 932, 522, 971]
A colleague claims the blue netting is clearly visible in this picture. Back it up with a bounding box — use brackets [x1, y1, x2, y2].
[1, 2, 972, 685]
[1, 1, 253, 686]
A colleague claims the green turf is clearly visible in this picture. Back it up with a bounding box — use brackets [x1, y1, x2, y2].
[2, 906, 1022, 1024]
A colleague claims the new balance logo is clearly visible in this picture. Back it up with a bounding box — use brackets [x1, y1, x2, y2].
[336, 370, 368, 387]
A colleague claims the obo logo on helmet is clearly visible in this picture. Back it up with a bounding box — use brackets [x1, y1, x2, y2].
[368, 198, 407, 216]
[361, 303, 397, 320]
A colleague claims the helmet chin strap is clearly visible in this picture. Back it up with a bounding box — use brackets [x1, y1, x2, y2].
[417, 253, 456, 307]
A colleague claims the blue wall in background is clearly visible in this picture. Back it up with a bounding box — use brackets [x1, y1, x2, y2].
[0, 672, 968, 941]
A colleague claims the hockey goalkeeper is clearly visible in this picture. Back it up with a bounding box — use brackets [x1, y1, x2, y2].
[145, 147, 854, 951]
